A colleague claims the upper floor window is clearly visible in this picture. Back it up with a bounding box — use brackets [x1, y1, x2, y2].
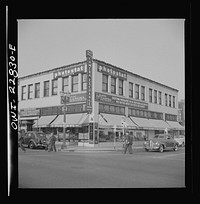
[28, 84, 33, 99]
[169, 95, 172, 107]
[158, 91, 162, 105]
[102, 74, 108, 92]
[154, 90, 157, 104]
[173, 96, 176, 108]
[21, 85, 26, 100]
[119, 79, 123, 96]
[149, 88, 152, 103]
[44, 80, 50, 97]
[111, 77, 116, 94]
[82, 73, 87, 91]
[52, 79, 58, 95]
[62, 77, 69, 93]
[72, 75, 78, 92]
[141, 86, 145, 101]
[129, 82, 133, 98]
[35, 83, 40, 98]
[135, 84, 139, 99]
[165, 93, 168, 106]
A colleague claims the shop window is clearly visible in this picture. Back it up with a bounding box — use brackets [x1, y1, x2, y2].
[82, 73, 87, 91]
[129, 82, 133, 98]
[21, 85, 26, 100]
[35, 83, 40, 98]
[119, 79, 123, 96]
[44, 80, 50, 97]
[102, 74, 108, 92]
[28, 84, 33, 99]
[149, 88, 152, 102]
[135, 84, 139, 99]
[52, 79, 58, 95]
[111, 77, 116, 94]
[62, 77, 69, 92]
[72, 75, 78, 92]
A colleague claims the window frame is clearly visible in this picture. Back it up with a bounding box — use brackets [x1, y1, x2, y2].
[118, 79, 123, 96]
[111, 76, 116, 94]
[44, 80, 50, 97]
[102, 74, 108, 92]
[72, 74, 78, 93]
[28, 84, 33, 99]
[135, 84, 139, 99]
[52, 79, 58, 96]
[82, 73, 87, 91]
[21, 85, 26, 100]
[129, 82, 133, 98]
[149, 88, 152, 103]
[62, 76, 69, 92]
[35, 83, 40, 98]
[154, 90, 157, 104]
[141, 86, 145, 101]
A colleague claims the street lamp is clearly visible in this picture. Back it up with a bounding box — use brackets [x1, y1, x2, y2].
[60, 90, 71, 149]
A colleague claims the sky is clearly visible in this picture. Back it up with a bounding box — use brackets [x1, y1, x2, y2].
[18, 19, 185, 100]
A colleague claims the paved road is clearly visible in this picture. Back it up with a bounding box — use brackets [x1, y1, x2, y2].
[18, 148, 185, 188]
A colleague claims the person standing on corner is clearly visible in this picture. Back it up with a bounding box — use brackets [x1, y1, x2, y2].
[48, 132, 57, 152]
[124, 132, 133, 154]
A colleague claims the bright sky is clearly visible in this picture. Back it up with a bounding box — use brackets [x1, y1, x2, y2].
[18, 19, 185, 100]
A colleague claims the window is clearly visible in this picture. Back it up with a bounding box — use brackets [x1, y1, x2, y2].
[21, 86, 26, 100]
[28, 84, 33, 99]
[72, 75, 78, 92]
[82, 73, 87, 91]
[35, 83, 40, 98]
[111, 77, 116, 94]
[173, 96, 175, 108]
[169, 95, 171, 107]
[158, 91, 162, 105]
[102, 74, 108, 92]
[44, 81, 50, 97]
[129, 82, 133, 98]
[62, 77, 69, 92]
[154, 90, 157, 104]
[141, 86, 145, 101]
[149, 88, 152, 102]
[119, 79, 123, 96]
[52, 79, 58, 95]
[165, 93, 168, 106]
[135, 84, 139, 99]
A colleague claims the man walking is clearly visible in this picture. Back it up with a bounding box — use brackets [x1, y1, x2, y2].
[48, 132, 57, 152]
[124, 132, 133, 154]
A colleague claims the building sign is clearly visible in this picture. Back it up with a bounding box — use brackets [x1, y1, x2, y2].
[86, 50, 93, 113]
[53, 64, 86, 79]
[95, 92, 148, 109]
[60, 93, 86, 104]
[20, 108, 40, 116]
[97, 64, 127, 80]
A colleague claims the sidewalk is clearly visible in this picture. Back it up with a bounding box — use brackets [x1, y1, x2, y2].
[55, 141, 144, 152]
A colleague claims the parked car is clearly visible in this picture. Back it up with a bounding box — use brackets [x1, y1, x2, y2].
[173, 135, 185, 147]
[143, 134, 179, 153]
[23, 131, 48, 149]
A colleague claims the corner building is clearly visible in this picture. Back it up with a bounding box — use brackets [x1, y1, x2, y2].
[18, 50, 184, 146]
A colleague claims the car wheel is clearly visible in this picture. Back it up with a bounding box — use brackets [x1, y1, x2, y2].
[174, 144, 178, 151]
[29, 142, 35, 149]
[159, 145, 164, 153]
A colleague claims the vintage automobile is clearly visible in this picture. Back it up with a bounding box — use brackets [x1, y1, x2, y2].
[173, 135, 185, 147]
[143, 134, 179, 153]
[22, 131, 48, 149]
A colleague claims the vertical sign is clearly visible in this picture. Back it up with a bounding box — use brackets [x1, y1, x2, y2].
[86, 50, 93, 113]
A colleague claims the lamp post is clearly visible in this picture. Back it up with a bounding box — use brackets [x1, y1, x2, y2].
[60, 91, 70, 149]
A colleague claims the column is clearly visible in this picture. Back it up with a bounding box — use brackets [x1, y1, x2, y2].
[78, 73, 82, 92]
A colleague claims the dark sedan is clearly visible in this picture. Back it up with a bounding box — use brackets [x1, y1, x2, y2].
[143, 134, 179, 153]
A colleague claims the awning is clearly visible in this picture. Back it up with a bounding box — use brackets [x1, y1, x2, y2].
[166, 121, 185, 130]
[130, 116, 154, 129]
[148, 119, 171, 130]
[19, 116, 39, 121]
[50, 113, 88, 127]
[99, 114, 138, 129]
[33, 115, 58, 128]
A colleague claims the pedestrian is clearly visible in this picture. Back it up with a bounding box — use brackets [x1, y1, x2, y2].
[124, 132, 133, 154]
[18, 130, 26, 152]
[48, 132, 57, 152]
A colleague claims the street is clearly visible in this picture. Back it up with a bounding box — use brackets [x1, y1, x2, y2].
[18, 148, 185, 188]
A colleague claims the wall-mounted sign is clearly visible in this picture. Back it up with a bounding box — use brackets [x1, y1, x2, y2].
[97, 64, 127, 80]
[86, 50, 93, 113]
[95, 92, 148, 109]
[20, 108, 40, 116]
[53, 64, 86, 79]
[60, 93, 86, 104]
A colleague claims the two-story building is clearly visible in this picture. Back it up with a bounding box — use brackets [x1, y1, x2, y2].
[18, 50, 184, 146]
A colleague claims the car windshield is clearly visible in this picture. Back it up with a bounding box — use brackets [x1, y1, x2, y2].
[36, 133, 46, 138]
[154, 135, 165, 139]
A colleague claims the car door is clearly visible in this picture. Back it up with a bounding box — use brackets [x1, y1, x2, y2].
[165, 135, 173, 148]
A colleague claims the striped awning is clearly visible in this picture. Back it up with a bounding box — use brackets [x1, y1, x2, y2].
[33, 115, 58, 128]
